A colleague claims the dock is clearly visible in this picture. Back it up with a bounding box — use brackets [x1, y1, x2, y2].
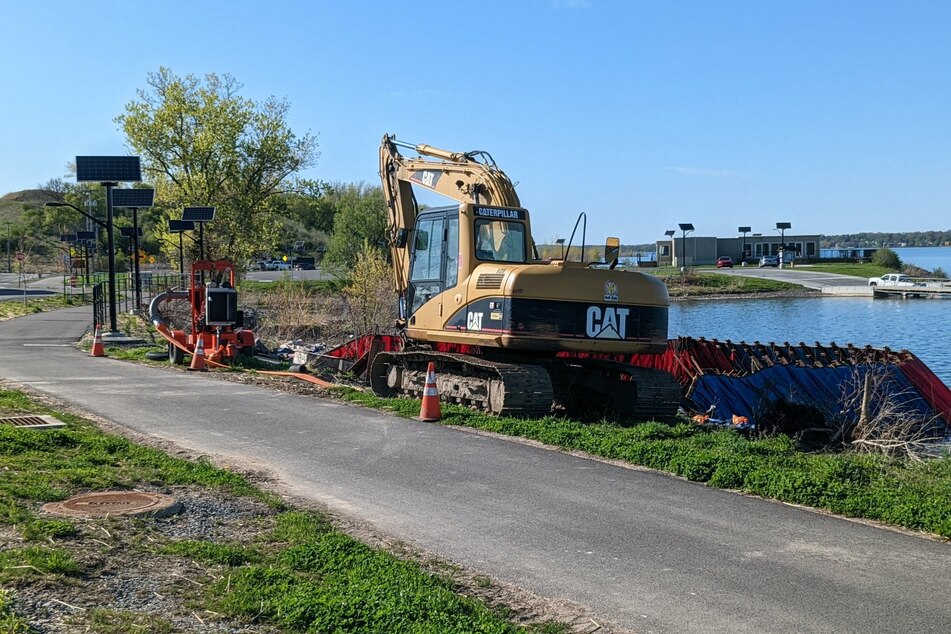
[872, 281, 951, 299]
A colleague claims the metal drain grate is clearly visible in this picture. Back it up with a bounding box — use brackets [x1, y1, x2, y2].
[0, 415, 66, 430]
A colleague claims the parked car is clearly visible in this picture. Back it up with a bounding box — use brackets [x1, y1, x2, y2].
[758, 255, 779, 267]
[293, 262, 316, 270]
[271, 261, 291, 271]
[716, 256, 733, 269]
[249, 260, 269, 271]
[868, 273, 917, 287]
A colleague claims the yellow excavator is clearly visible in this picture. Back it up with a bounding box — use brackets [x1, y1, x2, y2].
[372, 134, 681, 421]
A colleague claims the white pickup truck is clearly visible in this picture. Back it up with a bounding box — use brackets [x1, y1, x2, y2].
[868, 273, 916, 287]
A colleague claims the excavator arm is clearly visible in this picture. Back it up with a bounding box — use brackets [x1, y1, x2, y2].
[379, 134, 521, 301]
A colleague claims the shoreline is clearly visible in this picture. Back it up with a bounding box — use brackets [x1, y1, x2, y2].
[669, 288, 822, 302]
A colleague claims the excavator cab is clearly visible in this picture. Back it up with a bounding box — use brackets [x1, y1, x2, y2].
[407, 206, 459, 316]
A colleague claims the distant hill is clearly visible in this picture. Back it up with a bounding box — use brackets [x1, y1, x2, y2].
[821, 231, 951, 248]
[1, 189, 49, 204]
[0, 189, 49, 224]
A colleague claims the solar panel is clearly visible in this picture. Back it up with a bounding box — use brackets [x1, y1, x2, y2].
[75, 156, 141, 183]
[77, 231, 96, 240]
[112, 188, 155, 208]
[119, 227, 143, 237]
[168, 219, 196, 233]
[60, 234, 77, 242]
[181, 206, 216, 222]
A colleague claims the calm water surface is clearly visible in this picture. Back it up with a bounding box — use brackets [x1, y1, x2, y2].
[670, 296, 951, 387]
[892, 246, 951, 274]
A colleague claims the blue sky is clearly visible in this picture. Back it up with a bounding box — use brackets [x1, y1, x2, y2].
[2, 1, 949, 244]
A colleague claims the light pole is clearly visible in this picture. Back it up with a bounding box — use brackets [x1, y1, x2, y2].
[664, 229, 675, 266]
[168, 220, 196, 286]
[678, 223, 694, 269]
[4, 220, 11, 273]
[776, 222, 791, 268]
[45, 200, 111, 319]
[73, 155, 141, 336]
[738, 226, 751, 265]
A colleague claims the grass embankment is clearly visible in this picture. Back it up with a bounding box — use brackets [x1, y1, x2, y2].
[339, 390, 951, 539]
[0, 295, 90, 322]
[651, 268, 804, 296]
[0, 388, 556, 633]
[803, 263, 891, 278]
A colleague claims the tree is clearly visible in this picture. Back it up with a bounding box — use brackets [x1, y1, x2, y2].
[342, 240, 397, 335]
[872, 246, 902, 270]
[323, 183, 387, 270]
[116, 68, 318, 268]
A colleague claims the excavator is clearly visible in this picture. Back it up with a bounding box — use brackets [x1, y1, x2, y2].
[371, 134, 681, 421]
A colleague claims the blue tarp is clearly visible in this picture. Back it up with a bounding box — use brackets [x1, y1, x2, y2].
[688, 364, 937, 427]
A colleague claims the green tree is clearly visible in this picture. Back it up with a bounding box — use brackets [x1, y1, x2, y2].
[323, 183, 387, 270]
[342, 240, 396, 335]
[872, 246, 902, 270]
[116, 68, 318, 269]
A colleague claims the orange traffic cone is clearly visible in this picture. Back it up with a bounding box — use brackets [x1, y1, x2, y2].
[187, 338, 208, 372]
[418, 361, 441, 421]
[90, 324, 106, 357]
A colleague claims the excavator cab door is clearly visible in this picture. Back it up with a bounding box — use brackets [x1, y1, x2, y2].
[407, 209, 460, 315]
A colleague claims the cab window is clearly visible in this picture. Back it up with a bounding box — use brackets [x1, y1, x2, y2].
[475, 219, 526, 263]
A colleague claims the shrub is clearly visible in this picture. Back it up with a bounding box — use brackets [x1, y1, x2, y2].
[872, 247, 902, 270]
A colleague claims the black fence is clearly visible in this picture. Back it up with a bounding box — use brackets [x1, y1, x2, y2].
[91, 273, 188, 329]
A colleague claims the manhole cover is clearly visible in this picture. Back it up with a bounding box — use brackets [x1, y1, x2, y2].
[42, 492, 182, 518]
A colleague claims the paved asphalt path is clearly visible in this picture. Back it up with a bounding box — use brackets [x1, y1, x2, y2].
[1, 308, 949, 633]
[708, 266, 867, 289]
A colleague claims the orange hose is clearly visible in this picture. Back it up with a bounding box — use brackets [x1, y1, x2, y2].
[258, 371, 334, 388]
[153, 323, 228, 369]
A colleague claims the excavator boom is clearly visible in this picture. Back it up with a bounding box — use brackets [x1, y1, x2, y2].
[380, 135, 522, 300]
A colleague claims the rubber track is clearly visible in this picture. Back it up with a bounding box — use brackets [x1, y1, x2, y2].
[555, 359, 682, 423]
[370, 351, 554, 418]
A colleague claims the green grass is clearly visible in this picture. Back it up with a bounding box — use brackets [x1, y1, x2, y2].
[652, 269, 803, 295]
[0, 589, 31, 633]
[0, 546, 80, 580]
[160, 539, 263, 566]
[0, 294, 92, 321]
[211, 514, 521, 633]
[337, 388, 951, 538]
[0, 389, 274, 536]
[0, 388, 559, 632]
[803, 263, 891, 278]
[239, 277, 343, 294]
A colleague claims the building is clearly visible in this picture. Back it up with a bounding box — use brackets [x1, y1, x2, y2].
[655, 233, 821, 267]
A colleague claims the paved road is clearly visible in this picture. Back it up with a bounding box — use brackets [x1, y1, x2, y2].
[1, 308, 949, 633]
[708, 266, 867, 290]
[0, 273, 56, 301]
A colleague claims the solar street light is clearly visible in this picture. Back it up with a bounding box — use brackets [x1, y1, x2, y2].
[71, 155, 142, 335]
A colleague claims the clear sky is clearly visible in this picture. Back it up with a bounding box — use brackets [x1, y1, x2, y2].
[2, 1, 949, 245]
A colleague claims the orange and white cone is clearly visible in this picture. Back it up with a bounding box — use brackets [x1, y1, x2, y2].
[418, 361, 441, 422]
[90, 324, 106, 357]
[187, 338, 208, 372]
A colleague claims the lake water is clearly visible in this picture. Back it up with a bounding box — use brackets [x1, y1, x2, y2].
[670, 296, 951, 387]
[892, 246, 951, 274]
